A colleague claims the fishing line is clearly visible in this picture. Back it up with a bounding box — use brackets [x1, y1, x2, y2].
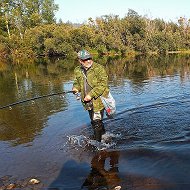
[0, 90, 74, 110]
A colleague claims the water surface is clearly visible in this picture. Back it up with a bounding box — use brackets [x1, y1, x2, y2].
[0, 55, 190, 189]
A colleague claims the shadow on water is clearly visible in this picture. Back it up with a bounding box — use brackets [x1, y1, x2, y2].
[48, 151, 120, 190]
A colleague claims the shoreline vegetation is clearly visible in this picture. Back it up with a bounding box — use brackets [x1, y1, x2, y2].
[0, 1, 190, 64]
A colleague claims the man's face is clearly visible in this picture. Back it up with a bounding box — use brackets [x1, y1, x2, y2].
[79, 59, 93, 69]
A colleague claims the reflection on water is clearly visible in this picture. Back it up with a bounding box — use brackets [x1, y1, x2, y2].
[0, 58, 76, 145]
[1, 55, 190, 189]
[81, 151, 120, 190]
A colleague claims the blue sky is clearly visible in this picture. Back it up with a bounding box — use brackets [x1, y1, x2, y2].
[54, 0, 190, 23]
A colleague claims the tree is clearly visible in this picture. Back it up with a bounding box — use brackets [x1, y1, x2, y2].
[41, 0, 58, 24]
[0, 0, 59, 39]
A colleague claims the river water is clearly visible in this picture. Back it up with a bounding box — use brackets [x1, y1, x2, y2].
[0, 55, 190, 189]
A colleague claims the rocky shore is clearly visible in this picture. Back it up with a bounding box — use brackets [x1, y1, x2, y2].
[0, 176, 43, 190]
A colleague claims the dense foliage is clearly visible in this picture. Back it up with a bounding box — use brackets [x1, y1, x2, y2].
[0, 1, 190, 62]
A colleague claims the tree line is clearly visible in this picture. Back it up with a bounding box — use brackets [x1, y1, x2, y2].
[0, 0, 190, 62]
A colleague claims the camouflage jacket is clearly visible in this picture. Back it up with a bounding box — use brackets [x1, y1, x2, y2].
[73, 62, 109, 112]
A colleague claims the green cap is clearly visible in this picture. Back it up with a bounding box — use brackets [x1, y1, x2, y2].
[77, 50, 92, 60]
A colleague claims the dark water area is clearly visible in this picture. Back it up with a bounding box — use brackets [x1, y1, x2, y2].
[1, 55, 190, 189]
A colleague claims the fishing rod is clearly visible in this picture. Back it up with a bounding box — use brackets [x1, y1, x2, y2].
[0, 90, 74, 110]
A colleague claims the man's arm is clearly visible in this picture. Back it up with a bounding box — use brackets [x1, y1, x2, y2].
[72, 68, 81, 93]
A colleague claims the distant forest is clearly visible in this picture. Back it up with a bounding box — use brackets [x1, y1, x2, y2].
[1, 0, 190, 62]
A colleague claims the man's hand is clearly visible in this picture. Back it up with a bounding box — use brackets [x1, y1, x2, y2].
[72, 87, 79, 94]
[84, 94, 92, 102]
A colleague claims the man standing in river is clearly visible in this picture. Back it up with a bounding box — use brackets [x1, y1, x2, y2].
[72, 49, 109, 142]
